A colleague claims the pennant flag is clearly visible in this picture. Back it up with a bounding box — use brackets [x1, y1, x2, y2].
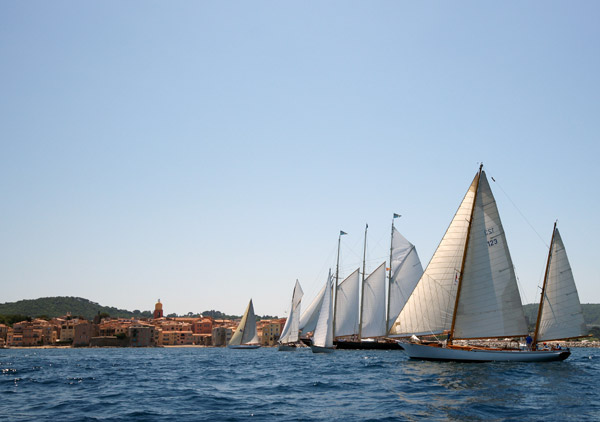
[340, 231, 347, 236]
[393, 213, 401, 218]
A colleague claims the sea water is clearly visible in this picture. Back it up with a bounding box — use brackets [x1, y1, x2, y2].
[1, 347, 599, 421]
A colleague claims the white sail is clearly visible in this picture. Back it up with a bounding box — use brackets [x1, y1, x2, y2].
[387, 228, 424, 332]
[537, 228, 587, 341]
[334, 268, 360, 337]
[299, 274, 328, 336]
[453, 172, 528, 339]
[312, 273, 334, 348]
[279, 280, 304, 344]
[391, 174, 478, 337]
[229, 299, 259, 346]
[360, 262, 387, 338]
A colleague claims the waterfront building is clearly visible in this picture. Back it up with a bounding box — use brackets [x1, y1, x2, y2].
[73, 321, 92, 347]
[260, 319, 286, 346]
[212, 326, 233, 347]
[192, 318, 213, 335]
[128, 324, 155, 347]
[0, 324, 8, 341]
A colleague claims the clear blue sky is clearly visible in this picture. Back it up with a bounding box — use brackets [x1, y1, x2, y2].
[1, 2, 598, 317]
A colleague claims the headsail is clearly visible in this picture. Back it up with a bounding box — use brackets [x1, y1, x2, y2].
[229, 299, 259, 346]
[360, 262, 387, 338]
[453, 172, 528, 339]
[312, 272, 334, 348]
[279, 280, 304, 344]
[387, 228, 424, 332]
[299, 272, 328, 336]
[334, 268, 360, 337]
[391, 173, 478, 336]
[536, 228, 586, 341]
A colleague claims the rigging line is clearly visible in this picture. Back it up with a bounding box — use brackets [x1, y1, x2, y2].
[489, 173, 549, 249]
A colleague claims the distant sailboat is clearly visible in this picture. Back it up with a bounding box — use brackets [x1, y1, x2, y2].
[228, 299, 261, 349]
[392, 165, 582, 362]
[278, 280, 304, 351]
[310, 271, 335, 353]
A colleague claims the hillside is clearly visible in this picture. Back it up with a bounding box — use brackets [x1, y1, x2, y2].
[0, 297, 152, 321]
[523, 303, 600, 330]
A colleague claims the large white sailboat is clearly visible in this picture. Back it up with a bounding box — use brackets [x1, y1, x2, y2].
[391, 165, 585, 362]
[228, 299, 261, 349]
[277, 280, 304, 351]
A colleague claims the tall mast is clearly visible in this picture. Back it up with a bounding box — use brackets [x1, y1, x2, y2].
[532, 221, 557, 347]
[448, 164, 483, 344]
[332, 230, 346, 338]
[358, 223, 368, 339]
[386, 213, 400, 334]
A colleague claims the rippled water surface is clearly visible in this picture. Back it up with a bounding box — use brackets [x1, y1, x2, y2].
[1, 347, 599, 421]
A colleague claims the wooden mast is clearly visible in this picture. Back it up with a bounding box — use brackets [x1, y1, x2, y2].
[332, 230, 345, 339]
[358, 223, 368, 340]
[448, 164, 483, 344]
[532, 221, 557, 348]
[386, 214, 399, 334]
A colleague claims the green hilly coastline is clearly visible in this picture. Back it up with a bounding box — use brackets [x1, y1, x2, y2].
[0, 297, 153, 321]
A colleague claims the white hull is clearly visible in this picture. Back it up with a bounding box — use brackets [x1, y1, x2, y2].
[227, 344, 261, 349]
[401, 342, 570, 362]
[310, 345, 335, 354]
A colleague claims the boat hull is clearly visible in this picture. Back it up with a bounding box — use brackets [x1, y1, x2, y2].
[277, 343, 299, 351]
[334, 340, 404, 350]
[310, 345, 335, 353]
[227, 344, 261, 349]
[401, 342, 570, 362]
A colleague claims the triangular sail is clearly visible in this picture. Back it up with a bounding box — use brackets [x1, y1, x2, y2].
[537, 229, 586, 341]
[229, 299, 259, 346]
[453, 172, 528, 339]
[279, 280, 304, 344]
[361, 262, 387, 338]
[312, 273, 333, 348]
[299, 274, 328, 336]
[387, 228, 424, 332]
[391, 174, 478, 336]
[334, 268, 360, 337]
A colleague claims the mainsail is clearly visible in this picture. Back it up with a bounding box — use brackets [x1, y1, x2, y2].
[536, 228, 586, 341]
[453, 173, 528, 339]
[229, 299, 259, 346]
[387, 227, 424, 332]
[334, 268, 360, 337]
[312, 273, 334, 348]
[360, 262, 387, 338]
[391, 174, 478, 336]
[279, 280, 304, 344]
[299, 273, 328, 336]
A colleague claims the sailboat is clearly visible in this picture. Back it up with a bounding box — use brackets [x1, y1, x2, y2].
[391, 165, 584, 362]
[228, 299, 261, 349]
[310, 271, 335, 353]
[277, 280, 304, 351]
[334, 222, 423, 350]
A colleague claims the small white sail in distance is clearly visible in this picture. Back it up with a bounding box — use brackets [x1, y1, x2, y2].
[279, 280, 304, 344]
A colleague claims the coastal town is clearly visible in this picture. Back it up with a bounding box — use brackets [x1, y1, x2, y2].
[0, 299, 286, 348]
